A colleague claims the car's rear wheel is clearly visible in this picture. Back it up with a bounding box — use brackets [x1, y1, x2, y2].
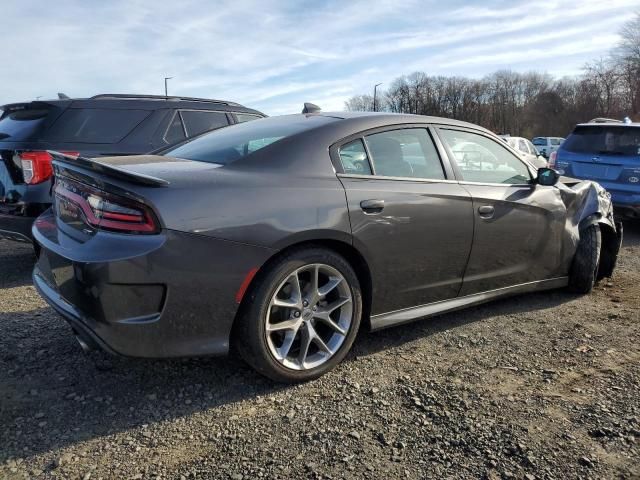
[568, 224, 601, 293]
[235, 247, 362, 383]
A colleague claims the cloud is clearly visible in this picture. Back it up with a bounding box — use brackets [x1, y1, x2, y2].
[0, 0, 634, 115]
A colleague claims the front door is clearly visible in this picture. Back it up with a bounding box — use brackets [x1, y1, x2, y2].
[437, 127, 567, 296]
[334, 126, 474, 315]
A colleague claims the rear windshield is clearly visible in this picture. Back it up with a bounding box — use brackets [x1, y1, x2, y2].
[164, 114, 338, 165]
[563, 126, 640, 156]
[0, 109, 50, 141]
[46, 108, 150, 144]
[532, 137, 547, 146]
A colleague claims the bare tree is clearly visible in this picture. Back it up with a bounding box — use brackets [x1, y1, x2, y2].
[344, 94, 374, 112]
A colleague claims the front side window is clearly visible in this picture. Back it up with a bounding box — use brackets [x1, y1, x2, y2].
[181, 110, 228, 137]
[338, 139, 372, 175]
[364, 128, 445, 179]
[532, 137, 547, 147]
[440, 129, 531, 184]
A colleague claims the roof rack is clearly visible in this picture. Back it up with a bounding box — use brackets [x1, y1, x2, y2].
[89, 94, 241, 106]
[588, 117, 622, 124]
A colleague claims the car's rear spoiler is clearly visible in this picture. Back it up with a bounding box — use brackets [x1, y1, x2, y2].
[48, 151, 170, 187]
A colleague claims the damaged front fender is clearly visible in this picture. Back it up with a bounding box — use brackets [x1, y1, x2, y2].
[557, 177, 621, 278]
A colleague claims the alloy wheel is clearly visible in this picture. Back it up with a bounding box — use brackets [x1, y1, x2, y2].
[265, 263, 353, 370]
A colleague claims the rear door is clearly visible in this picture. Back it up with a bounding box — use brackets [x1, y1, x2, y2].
[333, 125, 474, 315]
[437, 127, 567, 295]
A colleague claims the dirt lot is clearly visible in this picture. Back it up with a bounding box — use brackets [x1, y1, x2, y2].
[1, 223, 639, 480]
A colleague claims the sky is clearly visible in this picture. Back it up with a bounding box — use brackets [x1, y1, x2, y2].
[0, 0, 637, 115]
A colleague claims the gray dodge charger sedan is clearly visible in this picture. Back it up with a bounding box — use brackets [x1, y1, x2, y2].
[32, 111, 622, 382]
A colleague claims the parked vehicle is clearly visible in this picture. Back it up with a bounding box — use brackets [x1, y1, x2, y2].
[532, 136, 564, 158]
[502, 136, 548, 168]
[0, 94, 264, 243]
[32, 111, 621, 382]
[551, 121, 640, 218]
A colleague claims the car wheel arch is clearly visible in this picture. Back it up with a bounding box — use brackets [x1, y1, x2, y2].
[232, 238, 374, 335]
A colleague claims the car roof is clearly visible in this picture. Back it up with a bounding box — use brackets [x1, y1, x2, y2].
[575, 122, 640, 128]
[1, 94, 265, 116]
[310, 111, 496, 135]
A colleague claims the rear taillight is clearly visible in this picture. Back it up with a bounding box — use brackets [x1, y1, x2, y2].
[18, 151, 79, 184]
[548, 151, 557, 169]
[54, 177, 159, 234]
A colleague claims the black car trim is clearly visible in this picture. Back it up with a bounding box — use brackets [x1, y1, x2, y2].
[32, 269, 120, 355]
[370, 276, 568, 330]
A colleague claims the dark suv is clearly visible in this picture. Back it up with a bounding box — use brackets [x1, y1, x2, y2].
[0, 94, 264, 243]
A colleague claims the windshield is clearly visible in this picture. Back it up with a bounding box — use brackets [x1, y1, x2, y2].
[532, 138, 547, 146]
[165, 114, 338, 165]
[563, 126, 640, 156]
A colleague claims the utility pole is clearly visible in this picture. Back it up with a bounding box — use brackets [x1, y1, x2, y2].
[373, 83, 382, 112]
[164, 77, 173, 97]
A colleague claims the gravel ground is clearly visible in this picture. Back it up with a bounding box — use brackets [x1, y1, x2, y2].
[1, 222, 639, 480]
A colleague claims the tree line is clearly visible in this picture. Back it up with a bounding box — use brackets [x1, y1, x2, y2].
[345, 13, 640, 138]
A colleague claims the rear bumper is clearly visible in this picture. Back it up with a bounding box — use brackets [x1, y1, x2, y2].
[0, 212, 36, 242]
[32, 211, 275, 358]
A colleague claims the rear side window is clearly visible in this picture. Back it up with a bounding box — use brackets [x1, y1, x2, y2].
[0, 109, 50, 141]
[532, 137, 547, 146]
[563, 126, 640, 156]
[338, 139, 372, 175]
[365, 129, 445, 179]
[440, 129, 531, 184]
[518, 139, 527, 153]
[46, 108, 150, 144]
[181, 110, 228, 136]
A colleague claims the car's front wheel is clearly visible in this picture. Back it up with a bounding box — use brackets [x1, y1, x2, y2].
[235, 247, 362, 383]
[568, 224, 601, 293]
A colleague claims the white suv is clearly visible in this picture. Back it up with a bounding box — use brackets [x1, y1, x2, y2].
[532, 137, 564, 158]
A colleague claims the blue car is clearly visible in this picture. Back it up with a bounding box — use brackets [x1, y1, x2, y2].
[551, 120, 640, 218]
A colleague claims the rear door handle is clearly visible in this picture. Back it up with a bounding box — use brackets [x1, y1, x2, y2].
[360, 199, 385, 214]
[478, 205, 494, 218]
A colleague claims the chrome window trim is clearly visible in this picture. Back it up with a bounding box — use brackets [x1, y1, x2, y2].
[336, 172, 460, 184]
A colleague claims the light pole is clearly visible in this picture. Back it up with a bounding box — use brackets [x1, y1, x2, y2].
[373, 83, 382, 112]
[164, 77, 173, 97]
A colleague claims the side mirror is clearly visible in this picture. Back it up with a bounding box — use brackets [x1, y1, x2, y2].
[537, 167, 560, 186]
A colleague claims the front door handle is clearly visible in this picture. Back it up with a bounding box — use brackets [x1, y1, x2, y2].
[478, 205, 494, 218]
[360, 199, 385, 214]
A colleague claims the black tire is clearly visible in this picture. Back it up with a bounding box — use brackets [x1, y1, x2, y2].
[568, 224, 601, 293]
[597, 222, 623, 280]
[234, 247, 362, 383]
